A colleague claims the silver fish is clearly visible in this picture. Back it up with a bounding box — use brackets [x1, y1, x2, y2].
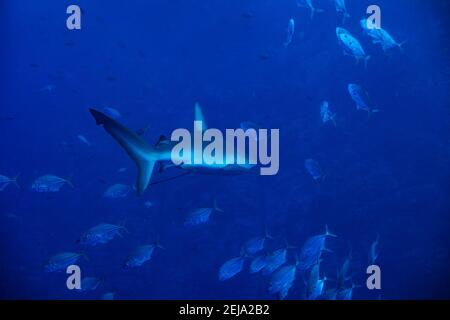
[336, 28, 370, 67]
[184, 199, 223, 227]
[103, 184, 132, 199]
[320, 101, 336, 126]
[304, 159, 324, 181]
[284, 19, 295, 47]
[0, 173, 20, 191]
[219, 256, 246, 281]
[360, 19, 407, 52]
[32, 175, 73, 192]
[124, 243, 164, 268]
[262, 248, 287, 276]
[44, 252, 85, 273]
[78, 223, 127, 246]
[249, 255, 268, 274]
[348, 84, 380, 115]
[269, 264, 297, 296]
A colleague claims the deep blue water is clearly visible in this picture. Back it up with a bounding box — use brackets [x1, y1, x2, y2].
[1, 0, 449, 300]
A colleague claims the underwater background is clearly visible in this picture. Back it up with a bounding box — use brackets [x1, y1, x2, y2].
[1, 0, 449, 299]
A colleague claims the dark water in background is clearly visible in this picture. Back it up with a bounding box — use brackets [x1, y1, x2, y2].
[0, 0, 449, 299]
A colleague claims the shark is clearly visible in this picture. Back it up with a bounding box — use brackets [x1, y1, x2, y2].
[89, 104, 257, 196]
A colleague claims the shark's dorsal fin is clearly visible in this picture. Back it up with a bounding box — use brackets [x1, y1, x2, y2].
[194, 102, 207, 132]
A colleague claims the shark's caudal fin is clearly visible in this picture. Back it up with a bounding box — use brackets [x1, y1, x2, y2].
[89, 108, 157, 195]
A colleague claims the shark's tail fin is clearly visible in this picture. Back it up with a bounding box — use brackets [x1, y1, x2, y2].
[89, 108, 157, 195]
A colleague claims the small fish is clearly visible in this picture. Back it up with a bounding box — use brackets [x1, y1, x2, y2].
[0, 173, 20, 191]
[77, 277, 101, 292]
[284, 19, 295, 47]
[103, 107, 122, 119]
[262, 248, 287, 276]
[242, 228, 273, 256]
[78, 223, 128, 246]
[31, 175, 73, 192]
[296, 0, 323, 19]
[336, 28, 370, 67]
[304, 159, 324, 181]
[360, 19, 407, 52]
[123, 242, 164, 269]
[368, 234, 380, 265]
[309, 275, 328, 300]
[278, 281, 294, 300]
[269, 260, 298, 298]
[184, 199, 223, 227]
[320, 101, 337, 126]
[101, 292, 115, 300]
[44, 252, 86, 273]
[306, 260, 321, 299]
[117, 167, 128, 173]
[249, 255, 268, 274]
[77, 134, 91, 146]
[219, 256, 246, 281]
[348, 84, 380, 115]
[298, 225, 337, 271]
[103, 184, 132, 199]
[334, 0, 350, 25]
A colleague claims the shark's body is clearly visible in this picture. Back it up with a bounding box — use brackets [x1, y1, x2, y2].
[89, 105, 255, 195]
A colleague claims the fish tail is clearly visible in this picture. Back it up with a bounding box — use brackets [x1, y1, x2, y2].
[65, 174, 74, 188]
[89, 108, 159, 196]
[325, 224, 338, 238]
[398, 39, 408, 53]
[119, 218, 130, 233]
[155, 235, 165, 250]
[264, 224, 274, 240]
[214, 198, 224, 213]
[12, 173, 21, 189]
[331, 113, 337, 127]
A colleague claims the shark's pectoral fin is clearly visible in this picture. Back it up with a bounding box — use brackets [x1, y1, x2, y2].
[137, 159, 156, 195]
